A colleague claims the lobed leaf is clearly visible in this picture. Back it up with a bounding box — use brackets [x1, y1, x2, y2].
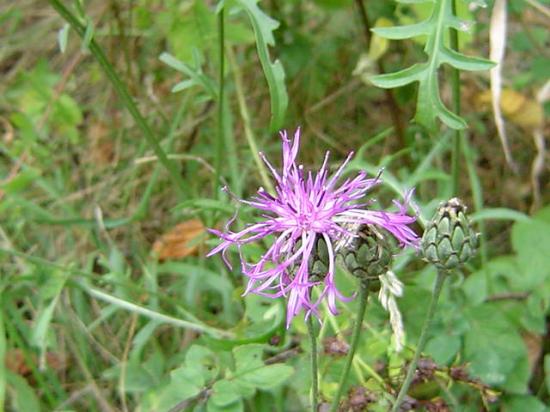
[369, 0, 495, 132]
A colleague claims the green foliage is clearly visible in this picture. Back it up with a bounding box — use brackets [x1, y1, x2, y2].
[235, 0, 288, 131]
[1, 0, 549, 410]
[370, 0, 494, 132]
[142, 344, 293, 412]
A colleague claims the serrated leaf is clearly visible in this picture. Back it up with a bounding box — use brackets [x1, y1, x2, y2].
[236, 0, 287, 130]
[371, 0, 494, 132]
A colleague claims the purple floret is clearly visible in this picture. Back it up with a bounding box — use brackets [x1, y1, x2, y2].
[208, 128, 418, 327]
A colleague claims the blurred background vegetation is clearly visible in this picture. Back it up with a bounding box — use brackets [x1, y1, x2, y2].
[0, 0, 549, 411]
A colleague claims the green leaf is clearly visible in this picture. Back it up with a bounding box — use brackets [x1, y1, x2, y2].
[463, 304, 527, 387]
[160, 52, 217, 98]
[236, 0, 288, 130]
[511, 213, 550, 289]
[370, 0, 494, 132]
[372, 21, 431, 39]
[370, 64, 426, 88]
[425, 334, 460, 364]
[81, 18, 94, 51]
[141, 345, 218, 412]
[440, 47, 495, 71]
[502, 395, 547, 412]
[470, 208, 531, 223]
[233, 345, 294, 389]
[6, 371, 41, 412]
[545, 354, 550, 395]
[210, 344, 293, 408]
[211, 380, 242, 406]
[207, 398, 244, 412]
[57, 23, 69, 53]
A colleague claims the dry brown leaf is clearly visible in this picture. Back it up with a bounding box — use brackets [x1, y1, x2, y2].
[5, 349, 66, 376]
[87, 121, 115, 165]
[476, 89, 545, 130]
[0, 116, 14, 144]
[152, 219, 206, 260]
[522, 331, 542, 373]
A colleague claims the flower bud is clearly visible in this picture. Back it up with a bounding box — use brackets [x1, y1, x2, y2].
[421, 198, 479, 270]
[338, 224, 393, 289]
[308, 235, 330, 281]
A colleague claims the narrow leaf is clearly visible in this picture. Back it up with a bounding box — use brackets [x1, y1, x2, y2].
[372, 22, 431, 39]
[441, 47, 495, 71]
[81, 19, 94, 51]
[236, 0, 288, 130]
[57, 23, 69, 53]
[370, 63, 426, 88]
[470, 208, 531, 223]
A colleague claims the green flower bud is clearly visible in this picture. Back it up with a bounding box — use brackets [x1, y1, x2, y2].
[338, 224, 393, 289]
[421, 198, 479, 270]
[309, 235, 330, 281]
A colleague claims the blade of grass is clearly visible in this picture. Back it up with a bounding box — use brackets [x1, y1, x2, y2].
[0, 247, 234, 339]
[0, 298, 5, 412]
[47, 0, 187, 196]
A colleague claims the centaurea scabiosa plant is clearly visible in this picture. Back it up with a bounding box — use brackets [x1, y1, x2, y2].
[209, 128, 418, 411]
[208, 128, 418, 328]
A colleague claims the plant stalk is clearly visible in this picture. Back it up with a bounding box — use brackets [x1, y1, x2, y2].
[391, 270, 447, 412]
[307, 315, 319, 412]
[215, 8, 225, 196]
[329, 282, 369, 412]
[450, 0, 462, 195]
[48, 0, 186, 196]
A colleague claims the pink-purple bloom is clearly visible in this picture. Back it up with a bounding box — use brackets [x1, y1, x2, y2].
[208, 128, 418, 327]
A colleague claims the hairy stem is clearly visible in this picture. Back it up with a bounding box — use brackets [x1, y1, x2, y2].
[391, 270, 446, 412]
[48, 0, 186, 195]
[307, 316, 319, 412]
[450, 0, 462, 195]
[329, 282, 369, 412]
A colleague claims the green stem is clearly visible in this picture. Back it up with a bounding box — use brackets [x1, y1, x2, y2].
[307, 316, 319, 412]
[48, 0, 186, 196]
[215, 8, 225, 195]
[391, 270, 447, 412]
[227, 47, 275, 194]
[329, 282, 369, 412]
[450, 0, 461, 195]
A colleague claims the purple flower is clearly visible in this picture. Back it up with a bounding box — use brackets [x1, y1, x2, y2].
[208, 128, 418, 327]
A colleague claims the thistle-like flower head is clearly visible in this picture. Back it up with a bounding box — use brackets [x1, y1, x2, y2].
[208, 128, 418, 327]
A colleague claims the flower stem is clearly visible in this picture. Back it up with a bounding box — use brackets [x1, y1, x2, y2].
[329, 282, 369, 412]
[391, 270, 446, 412]
[450, 0, 462, 195]
[307, 315, 319, 412]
